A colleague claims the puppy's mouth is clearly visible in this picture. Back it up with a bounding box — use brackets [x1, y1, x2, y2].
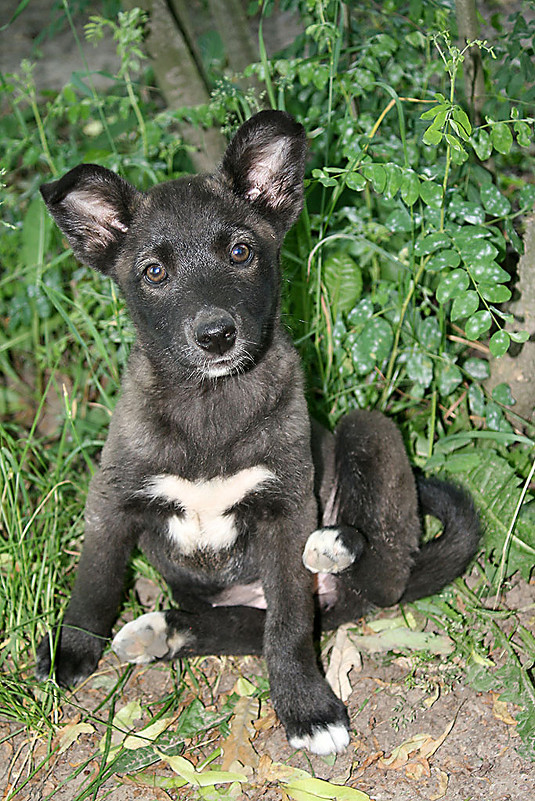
[201, 348, 252, 379]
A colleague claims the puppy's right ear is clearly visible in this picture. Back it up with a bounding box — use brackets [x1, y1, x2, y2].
[40, 164, 142, 274]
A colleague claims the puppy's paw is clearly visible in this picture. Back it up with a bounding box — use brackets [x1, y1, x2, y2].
[36, 628, 104, 686]
[112, 611, 191, 664]
[277, 679, 350, 755]
[303, 527, 357, 574]
[289, 722, 350, 755]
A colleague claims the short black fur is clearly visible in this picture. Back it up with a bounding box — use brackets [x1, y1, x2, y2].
[37, 111, 480, 755]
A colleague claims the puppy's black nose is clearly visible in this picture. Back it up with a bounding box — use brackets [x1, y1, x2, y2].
[194, 310, 237, 355]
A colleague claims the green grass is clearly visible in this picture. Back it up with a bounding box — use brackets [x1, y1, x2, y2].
[1, 1, 535, 797]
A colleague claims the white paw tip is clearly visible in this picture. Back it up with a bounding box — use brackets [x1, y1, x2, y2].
[303, 528, 354, 575]
[112, 611, 168, 664]
[289, 722, 350, 755]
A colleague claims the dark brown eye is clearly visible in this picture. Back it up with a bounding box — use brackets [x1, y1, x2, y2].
[230, 243, 253, 265]
[143, 263, 168, 285]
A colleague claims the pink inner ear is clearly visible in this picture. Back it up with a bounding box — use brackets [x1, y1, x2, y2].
[68, 189, 129, 243]
[244, 137, 291, 209]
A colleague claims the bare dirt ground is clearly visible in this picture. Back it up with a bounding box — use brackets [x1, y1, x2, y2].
[1, 576, 534, 800]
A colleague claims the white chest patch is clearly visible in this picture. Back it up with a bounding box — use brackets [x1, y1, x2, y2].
[143, 466, 276, 555]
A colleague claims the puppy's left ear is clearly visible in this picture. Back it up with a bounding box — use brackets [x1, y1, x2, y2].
[220, 110, 307, 237]
[40, 164, 142, 275]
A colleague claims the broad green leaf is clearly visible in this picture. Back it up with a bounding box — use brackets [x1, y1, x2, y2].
[346, 171, 366, 191]
[453, 226, 491, 250]
[419, 180, 443, 209]
[385, 205, 412, 232]
[443, 452, 535, 582]
[423, 126, 443, 146]
[464, 310, 492, 340]
[471, 128, 493, 160]
[479, 283, 512, 303]
[384, 163, 403, 198]
[469, 261, 509, 283]
[461, 239, 499, 265]
[426, 249, 461, 272]
[407, 351, 433, 387]
[480, 183, 511, 217]
[509, 330, 530, 343]
[468, 383, 486, 416]
[463, 357, 490, 380]
[350, 318, 393, 374]
[347, 298, 374, 325]
[420, 103, 449, 120]
[491, 121, 514, 154]
[436, 269, 469, 304]
[400, 171, 420, 205]
[323, 252, 363, 314]
[492, 382, 516, 405]
[362, 164, 387, 193]
[452, 106, 472, 139]
[486, 400, 506, 431]
[489, 330, 511, 357]
[414, 232, 450, 256]
[419, 317, 442, 350]
[448, 197, 486, 225]
[451, 290, 479, 321]
[514, 119, 532, 147]
[437, 363, 462, 396]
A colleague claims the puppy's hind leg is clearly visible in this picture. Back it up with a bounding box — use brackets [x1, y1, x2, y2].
[113, 605, 266, 664]
[326, 409, 421, 609]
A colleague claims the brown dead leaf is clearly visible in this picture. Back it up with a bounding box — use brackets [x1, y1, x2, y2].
[221, 695, 260, 774]
[379, 733, 430, 769]
[492, 696, 517, 726]
[405, 758, 430, 780]
[429, 768, 449, 800]
[419, 716, 456, 760]
[253, 706, 278, 733]
[325, 623, 362, 701]
[353, 751, 383, 778]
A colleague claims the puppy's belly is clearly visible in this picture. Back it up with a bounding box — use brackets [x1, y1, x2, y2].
[142, 466, 276, 555]
[209, 573, 338, 610]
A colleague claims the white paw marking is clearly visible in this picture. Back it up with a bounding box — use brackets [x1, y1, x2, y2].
[289, 723, 350, 755]
[142, 467, 276, 554]
[112, 611, 190, 664]
[303, 528, 355, 574]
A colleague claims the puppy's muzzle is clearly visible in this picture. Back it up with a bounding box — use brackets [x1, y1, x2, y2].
[193, 308, 237, 356]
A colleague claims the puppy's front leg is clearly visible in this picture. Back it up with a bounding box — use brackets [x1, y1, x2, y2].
[37, 478, 138, 686]
[260, 508, 350, 755]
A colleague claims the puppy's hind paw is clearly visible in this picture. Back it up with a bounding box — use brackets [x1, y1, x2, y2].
[112, 611, 191, 664]
[303, 527, 359, 574]
[289, 722, 350, 755]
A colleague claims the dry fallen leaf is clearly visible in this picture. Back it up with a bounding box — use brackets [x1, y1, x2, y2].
[492, 696, 518, 726]
[380, 733, 430, 769]
[325, 623, 362, 701]
[429, 768, 449, 800]
[380, 715, 456, 773]
[55, 718, 95, 755]
[221, 695, 260, 774]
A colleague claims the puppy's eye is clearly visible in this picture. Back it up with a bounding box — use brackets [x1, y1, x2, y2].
[230, 243, 253, 265]
[143, 263, 168, 285]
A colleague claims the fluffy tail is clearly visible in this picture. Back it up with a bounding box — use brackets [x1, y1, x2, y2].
[400, 477, 481, 603]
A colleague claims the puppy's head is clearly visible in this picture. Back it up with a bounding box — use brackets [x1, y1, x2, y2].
[41, 111, 307, 381]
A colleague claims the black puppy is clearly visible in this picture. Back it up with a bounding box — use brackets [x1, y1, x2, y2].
[37, 111, 480, 755]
